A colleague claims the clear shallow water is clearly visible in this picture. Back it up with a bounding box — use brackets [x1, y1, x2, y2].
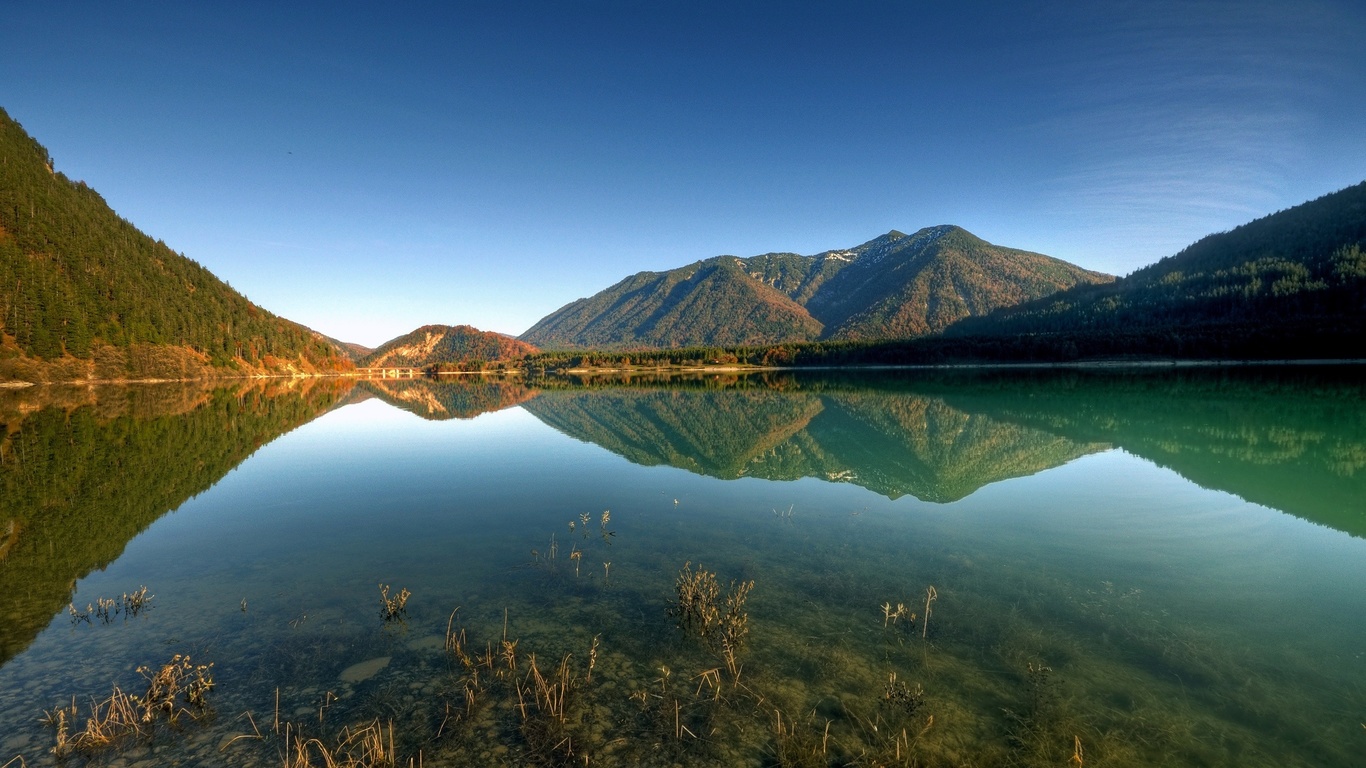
[0, 371, 1363, 766]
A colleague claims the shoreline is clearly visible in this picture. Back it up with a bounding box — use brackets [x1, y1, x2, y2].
[4, 357, 1365, 387]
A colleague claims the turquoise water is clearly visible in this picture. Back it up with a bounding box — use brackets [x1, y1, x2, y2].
[0, 370, 1363, 766]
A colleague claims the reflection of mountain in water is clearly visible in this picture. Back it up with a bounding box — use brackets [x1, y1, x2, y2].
[521, 368, 1366, 538]
[359, 378, 538, 420]
[523, 387, 1104, 501]
[810, 393, 1106, 502]
[0, 379, 352, 664]
[926, 368, 1366, 538]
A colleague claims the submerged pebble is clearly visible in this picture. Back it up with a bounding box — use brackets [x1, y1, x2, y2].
[339, 656, 391, 682]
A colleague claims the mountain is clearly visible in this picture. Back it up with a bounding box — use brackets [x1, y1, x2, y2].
[520, 227, 1113, 349]
[0, 107, 353, 382]
[328, 337, 374, 363]
[362, 324, 538, 368]
[946, 181, 1366, 356]
[806, 226, 1114, 339]
[520, 257, 824, 349]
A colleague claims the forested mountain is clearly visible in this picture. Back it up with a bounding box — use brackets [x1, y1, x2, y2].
[947, 181, 1366, 356]
[519, 256, 823, 349]
[808, 226, 1113, 339]
[0, 108, 352, 381]
[362, 324, 538, 369]
[520, 227, 1112, 349]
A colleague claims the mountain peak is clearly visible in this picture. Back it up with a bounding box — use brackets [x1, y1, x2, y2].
[522, 226, 1111, 349]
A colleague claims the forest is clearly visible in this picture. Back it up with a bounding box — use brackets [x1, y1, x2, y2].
[0, 108, 349, 380]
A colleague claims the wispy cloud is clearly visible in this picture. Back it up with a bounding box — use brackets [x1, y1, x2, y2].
[1023, 0, 1357, 268]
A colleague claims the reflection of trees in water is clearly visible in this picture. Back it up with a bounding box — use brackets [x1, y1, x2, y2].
[524, 387, 1104, 502]
[359, 378, 539, 420]
[934, 369, 1366, 537]
[527, 388, 827, 477]
[524, 368, 1366, 535]
[812, 393, 1104, 501]
[0, 379, 353, 664]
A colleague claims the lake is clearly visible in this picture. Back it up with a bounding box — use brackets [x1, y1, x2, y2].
[0, 368, 1363, 767]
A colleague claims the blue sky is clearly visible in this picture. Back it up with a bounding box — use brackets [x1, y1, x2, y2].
[3, 1, 1363, 346]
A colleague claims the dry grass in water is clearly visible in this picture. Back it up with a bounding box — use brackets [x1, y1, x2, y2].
[279, 719, 400, 768]
[378, 584, 410, 622]
[43, 654, 214, 757]
[670, 562, 755, 681]
[66, 585, 154, 626]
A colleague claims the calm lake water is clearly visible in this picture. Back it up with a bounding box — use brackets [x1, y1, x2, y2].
[0, 368, 1363, 767]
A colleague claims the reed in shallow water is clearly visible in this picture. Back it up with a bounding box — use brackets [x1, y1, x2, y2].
[378, 583, 411, 622]
[42, 653, 215, 757]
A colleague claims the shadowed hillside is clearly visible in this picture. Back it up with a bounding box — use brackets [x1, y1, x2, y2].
[947, 181, 1366, 358]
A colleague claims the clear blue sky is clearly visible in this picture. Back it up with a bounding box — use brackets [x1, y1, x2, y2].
[4, 1, 1363, 346]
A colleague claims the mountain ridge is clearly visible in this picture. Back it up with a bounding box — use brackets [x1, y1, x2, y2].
[520, 226, 1113, 349]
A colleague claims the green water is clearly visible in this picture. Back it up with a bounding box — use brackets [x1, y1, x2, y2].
[0, 369, 1363, 766]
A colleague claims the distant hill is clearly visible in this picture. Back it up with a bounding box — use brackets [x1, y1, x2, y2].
[947, 181, 1366, 356]
[363, 324, 538, 368]
[0, 107, 353, 382]
[328, 337, 374, 363]
[520, 227, 1112, 349]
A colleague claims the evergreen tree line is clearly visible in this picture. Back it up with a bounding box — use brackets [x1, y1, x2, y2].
[0, 108, 344, 371]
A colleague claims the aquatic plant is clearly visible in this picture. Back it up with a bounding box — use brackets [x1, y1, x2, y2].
[378, 583, 410, 622]
[122, 585, 152, 616]
[1004, 661, 1070, 765]
[881, 601, 916, 630]
[43, 654, 214, 757]
[278, 718, 398, 768]
[65, 586, 154, 627]
[768, 707, 828, 768]
[882, 671, 925, 716]
[670, 562, 755, 683]
[670, 561, 722, 639]
[922, 585, 937, 639]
